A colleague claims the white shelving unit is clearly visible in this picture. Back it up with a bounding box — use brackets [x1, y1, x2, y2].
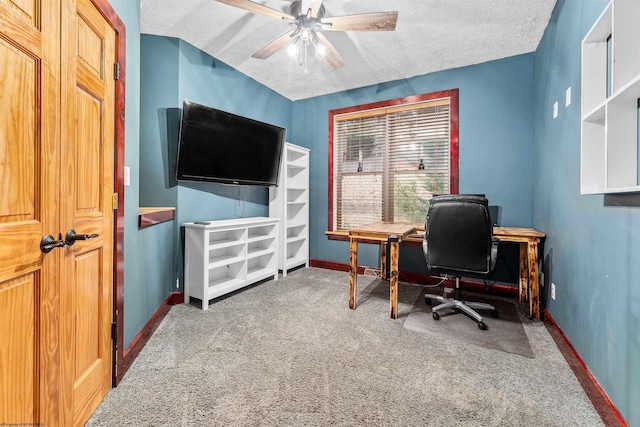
[581, 0, 640, 194]
[183, 217, 279, 310]
[270, 142, 310, 276]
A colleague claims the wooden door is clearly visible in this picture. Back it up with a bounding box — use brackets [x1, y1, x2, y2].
[0, 0, 62, 424]
[60, 0, 115, 424]
[0, 0, 115, 425]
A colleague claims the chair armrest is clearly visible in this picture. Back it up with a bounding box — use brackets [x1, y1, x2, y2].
[490, 238, 500, 271]
[422, 237, 429, 262]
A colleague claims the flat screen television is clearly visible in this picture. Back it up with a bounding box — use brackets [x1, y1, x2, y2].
[176, 100, 286, 186]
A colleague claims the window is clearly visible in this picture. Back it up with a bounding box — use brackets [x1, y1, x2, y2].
[328, 89, 459, 232]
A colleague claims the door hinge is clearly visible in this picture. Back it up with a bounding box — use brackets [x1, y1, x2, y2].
[111, 322, 117, 340]
[112, 192, 119, 210]
[114, 62, 121, 80]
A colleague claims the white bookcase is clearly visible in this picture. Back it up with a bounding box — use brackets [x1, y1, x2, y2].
[183, 217, 279, 310]
[581, 0, 640, 194]
[269, 143, 310, 276]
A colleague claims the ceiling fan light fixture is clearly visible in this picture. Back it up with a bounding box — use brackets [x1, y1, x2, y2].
[300, 27, 311, 41]
[289, 27, 323, 73]
[287, 40, 300, 58]
[315, 42, 327, 59]
[215, 0, 396, 72]
[286, 35, 310, 73]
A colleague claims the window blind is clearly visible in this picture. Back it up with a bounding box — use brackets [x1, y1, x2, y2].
[333, 99, 451, 230]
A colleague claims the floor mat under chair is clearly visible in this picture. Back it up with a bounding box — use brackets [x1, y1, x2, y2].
[403, 287, 535, 358]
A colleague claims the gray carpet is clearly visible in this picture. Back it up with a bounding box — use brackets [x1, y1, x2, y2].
[87, 268, 603, 426]
[404, 287, 534, 358]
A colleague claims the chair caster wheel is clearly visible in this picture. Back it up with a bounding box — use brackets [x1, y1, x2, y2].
[425, 297, 432, 305]
[432, 311, 440, 320]
[478, 321, 487, 330]
[491, 310, 499, 318]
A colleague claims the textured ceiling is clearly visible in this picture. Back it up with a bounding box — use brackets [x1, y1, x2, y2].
[140, 0, 557, 101]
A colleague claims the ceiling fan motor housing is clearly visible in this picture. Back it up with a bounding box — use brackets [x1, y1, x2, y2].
[288, 0, 325, 20]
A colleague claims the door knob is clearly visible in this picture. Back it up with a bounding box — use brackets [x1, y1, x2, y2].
[40, 234, 69, 253]
[65, 229, 99, 246]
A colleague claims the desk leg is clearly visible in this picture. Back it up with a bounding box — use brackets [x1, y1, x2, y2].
[380, 242, 387, 280]
[349, 237, 358, 310]
[528, 242, 540, 320]
[518, 243, 528, 303]
[389, 236, 399, 319]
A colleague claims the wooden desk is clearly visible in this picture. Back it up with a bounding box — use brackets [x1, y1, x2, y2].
[341, 224, 546, 321]
[492, 227, 545, 320]
[348, 222, 417, 319]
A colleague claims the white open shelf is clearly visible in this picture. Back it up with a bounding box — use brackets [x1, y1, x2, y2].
[269, 143, 310, 275]
[184, 217, 279, 310]
[581, 0, 640, 194]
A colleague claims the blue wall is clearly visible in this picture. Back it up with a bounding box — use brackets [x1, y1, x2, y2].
[109, 1, 181, 352]
[101, 0, 293, 350]
[173, 36, 292, 230]
[534, 0, 639, 424]
[293, 54, 535, 269]
[139, 34, 293, 222]
[108, 1, 637, 423]
[139, 36, 179, 208]
[137, 35, 293, 341]
[107, 0, 149, 349]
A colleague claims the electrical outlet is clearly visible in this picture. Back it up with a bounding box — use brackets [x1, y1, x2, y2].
[124, 166, 131, 186]
[551, 282, 556, 300]
[176, 278, 179, 289]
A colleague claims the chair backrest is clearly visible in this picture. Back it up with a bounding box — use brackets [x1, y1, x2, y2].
[424, 194, 494, 278]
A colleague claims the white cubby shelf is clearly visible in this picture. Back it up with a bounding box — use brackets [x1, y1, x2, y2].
[183, 217, 279, 310]
[581, 0, 640, 194]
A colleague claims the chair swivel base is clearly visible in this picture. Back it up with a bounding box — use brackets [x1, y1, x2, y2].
[426, 288, 499, 330]
[424, 286, 454, 306]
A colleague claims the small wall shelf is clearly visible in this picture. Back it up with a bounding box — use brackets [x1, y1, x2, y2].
[138, 207, 175, 228]
[581, 0, 640, 194]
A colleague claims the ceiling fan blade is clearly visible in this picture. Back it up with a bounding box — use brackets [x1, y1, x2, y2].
[309, 0, 323, 18]
[321, 11, 398, 31]
[315, 32, 345, 70]
[215, 0, 295, 22]
[252, 29, 296, 59]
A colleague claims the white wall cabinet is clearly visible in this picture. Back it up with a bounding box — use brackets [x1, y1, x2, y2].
[581, 0, 640, 194]
[270, 143, 310, 276]
[183, 217, 279, 310]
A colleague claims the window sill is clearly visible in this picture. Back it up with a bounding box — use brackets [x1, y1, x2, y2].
[138, 207, 175, 229]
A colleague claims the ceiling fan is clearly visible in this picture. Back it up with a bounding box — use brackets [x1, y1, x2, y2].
[215, 0, 398, 71]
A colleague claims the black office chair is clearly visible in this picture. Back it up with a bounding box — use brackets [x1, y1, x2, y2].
[422, 194, 499, 330]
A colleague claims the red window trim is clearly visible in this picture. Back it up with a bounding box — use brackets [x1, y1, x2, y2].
[327, 89, 459, 234]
